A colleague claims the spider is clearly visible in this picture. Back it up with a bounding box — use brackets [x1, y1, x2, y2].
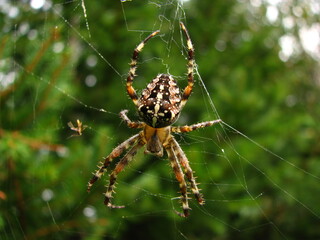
[87, 22, 221, 217]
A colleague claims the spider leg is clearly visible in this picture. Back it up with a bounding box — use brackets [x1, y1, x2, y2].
[104, 139, 145, 208]
[171, 119, 221, 133]
[171, 137, 204, 205]
[87, 133, 140, 192]
[127, 30, 160, 106]
[180, 22, 195, 109]
[165, 141, 190, 217]
[120, 109, 144, 128]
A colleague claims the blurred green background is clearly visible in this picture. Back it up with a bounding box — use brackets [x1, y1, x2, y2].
[1, 0, 320, 239]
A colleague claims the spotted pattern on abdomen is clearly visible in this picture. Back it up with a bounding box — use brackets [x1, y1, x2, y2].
[138, 74, 181, 128]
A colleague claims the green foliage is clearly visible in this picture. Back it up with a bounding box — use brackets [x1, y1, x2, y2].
[1, 0, 319, 239]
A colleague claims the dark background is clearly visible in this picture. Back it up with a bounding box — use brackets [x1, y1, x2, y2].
[1, 0, 320, 239]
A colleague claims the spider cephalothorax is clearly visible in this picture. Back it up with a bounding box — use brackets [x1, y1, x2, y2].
[87, 22, 221, 217]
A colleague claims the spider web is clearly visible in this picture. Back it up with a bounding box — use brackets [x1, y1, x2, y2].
[1, 0, 320, 239]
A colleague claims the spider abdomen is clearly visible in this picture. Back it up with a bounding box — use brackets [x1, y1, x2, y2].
[138, 74, 181, 128]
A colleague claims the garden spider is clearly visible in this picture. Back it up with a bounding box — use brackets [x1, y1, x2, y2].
[87, 22, 221, 217]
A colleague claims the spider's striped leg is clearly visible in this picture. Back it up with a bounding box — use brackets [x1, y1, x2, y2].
[165, 142, 190, 217]
[127, 30, 160, 106]
[120, 110, 144, 129]
[171, 119, 221, 133]
[87, 133, 140, 192]
[180, 22, 195, 109]
[104, 139, 145, 208]
[171, 138, 204, 205]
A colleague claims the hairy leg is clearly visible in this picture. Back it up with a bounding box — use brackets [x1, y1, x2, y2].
[171, 138, 204, 205]
[180, 22, 195, 109]
[87, 133, 140, 192]
[126, 30, 160, 106]
[119, 110, 144, 129]
[171, 119, 221, 133]
[165, 143, 190, 217]
[104, 140, 145, 208]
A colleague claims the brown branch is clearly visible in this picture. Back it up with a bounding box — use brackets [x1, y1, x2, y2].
[0, 191, 7, 200]
[38, 52, 70, 112]
[8, 157, 27, 232]
[24, 52, 71, 126]
[26, 27, 60, 73]
[0, 27, 60, 98]
[0, 128, 65, 153]
[27, 218, 109, 240]
[0, 35, 9, 59]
